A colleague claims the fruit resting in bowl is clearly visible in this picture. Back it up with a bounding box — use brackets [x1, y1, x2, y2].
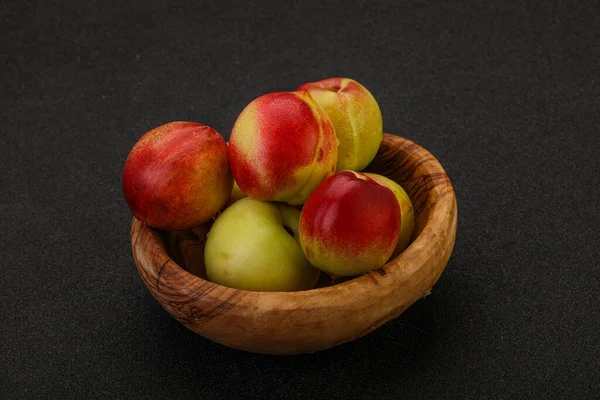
[122, 121, 232, 231]
[229, 91, 338, 205]
[205, 198, 320, 292]
[123, 78, 418, 293]
[297, 77, 383, 172]
[363, 173, 415, 255]
[299, 171, 401, 277]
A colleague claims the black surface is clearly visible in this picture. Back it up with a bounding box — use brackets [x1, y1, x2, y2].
[2, 0, 599, 398]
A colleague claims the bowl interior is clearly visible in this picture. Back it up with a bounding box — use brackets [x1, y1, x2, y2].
[157, 134, 447, 289]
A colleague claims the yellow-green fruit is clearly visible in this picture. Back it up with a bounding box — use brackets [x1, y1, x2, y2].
[297, 77, 383, 172]
[205, 198, 320, 292]
[364, 173, 415, 256]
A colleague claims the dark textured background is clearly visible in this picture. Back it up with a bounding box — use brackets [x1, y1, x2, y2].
[2, 0, 599, 398]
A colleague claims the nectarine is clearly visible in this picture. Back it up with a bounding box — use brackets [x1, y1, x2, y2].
[122, 121, 232, 231]
[229, 91, 338, 205]
[299, 171, 400, 277]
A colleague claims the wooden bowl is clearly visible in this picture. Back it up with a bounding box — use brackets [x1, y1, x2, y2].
[130, 134, 457, 355]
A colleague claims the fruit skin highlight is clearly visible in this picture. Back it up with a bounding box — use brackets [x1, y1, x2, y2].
[299, 171, 400, 277]
[229, 91, 338, 205]
[297, 77, 383, 172]
[122, 121, 232, 231]
[205, 198, 320, 292]
[364, 173, 415, 256]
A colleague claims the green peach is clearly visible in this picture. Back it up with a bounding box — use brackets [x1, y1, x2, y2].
[205, 198, 319, 292]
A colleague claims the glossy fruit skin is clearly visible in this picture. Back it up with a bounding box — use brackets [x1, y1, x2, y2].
[297, 77, 383, 172]
[229, 91, 338, 205]
[299, 171, 400, 277]
[122, 121, 232, 231]
[205, 198, 320, 292]
[364, 173, 415, 256]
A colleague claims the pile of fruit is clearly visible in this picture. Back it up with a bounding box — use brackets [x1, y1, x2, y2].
[123, 78, 414, 292]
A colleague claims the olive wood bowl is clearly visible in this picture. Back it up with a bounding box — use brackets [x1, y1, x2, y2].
[130, 134, 457, 355]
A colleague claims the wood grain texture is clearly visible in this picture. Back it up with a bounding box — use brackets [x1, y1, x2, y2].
[131, 134, 458, 354]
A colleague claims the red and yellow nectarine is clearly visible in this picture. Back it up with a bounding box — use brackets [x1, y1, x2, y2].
[299, 171, 400, 277]
[122, 121, 232, 231]
[229, 91, 338, 205]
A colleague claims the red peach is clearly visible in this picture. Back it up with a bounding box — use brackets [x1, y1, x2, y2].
[299, 171, 400, 277]
[122, 121, 232, 231]
[229, 91, 338, 205]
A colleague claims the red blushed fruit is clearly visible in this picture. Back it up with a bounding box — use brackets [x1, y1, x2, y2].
[228, 91, 338, 205]
[299, 171, 401, 277]
[122, 121, 232, 231]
